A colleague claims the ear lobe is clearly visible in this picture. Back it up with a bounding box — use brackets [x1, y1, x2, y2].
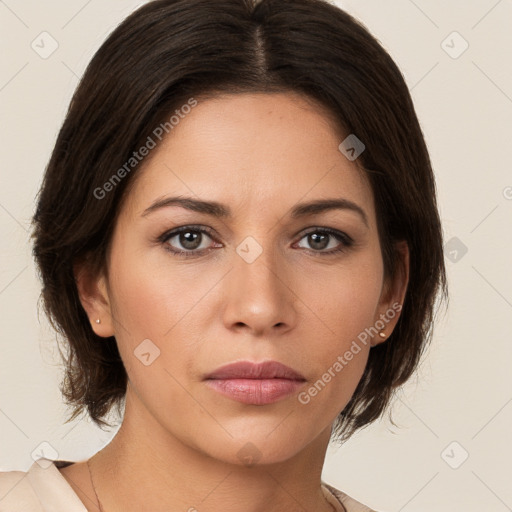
[73, 259, 115, 338]
[372, 240, 409, 346]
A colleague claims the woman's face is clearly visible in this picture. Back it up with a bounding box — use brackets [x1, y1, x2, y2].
[85, 92, 406, 465]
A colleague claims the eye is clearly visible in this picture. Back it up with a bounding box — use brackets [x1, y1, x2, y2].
[158, 225, 353, 259]
[159, 225, 220, 258]
[295, 228, 353, 255]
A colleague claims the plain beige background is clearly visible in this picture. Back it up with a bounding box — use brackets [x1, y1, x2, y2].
[1, 1, 511, 511]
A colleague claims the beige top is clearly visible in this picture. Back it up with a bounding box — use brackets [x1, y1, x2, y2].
[0, 458, 377, 512]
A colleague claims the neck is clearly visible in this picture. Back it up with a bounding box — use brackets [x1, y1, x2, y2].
[90, 386, 335, 512]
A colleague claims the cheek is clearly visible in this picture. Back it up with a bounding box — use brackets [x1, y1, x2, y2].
[109, 267, 167, 338]
[106, 256, 199, 414]
[306, 251, 384, 343]
[297, 252, 383, 401]
[107, 236, 190, 336]
[106, 244, 209, 380]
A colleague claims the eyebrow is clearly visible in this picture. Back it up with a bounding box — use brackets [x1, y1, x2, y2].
[141, 196, 368, 227]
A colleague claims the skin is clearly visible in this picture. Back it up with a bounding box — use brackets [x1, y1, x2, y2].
[63, 92, 409, 512]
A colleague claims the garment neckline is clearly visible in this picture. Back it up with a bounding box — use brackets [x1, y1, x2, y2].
[322, 482, 348, 512]
[32, 459, 348, 512]
[27, 459, 88, 511]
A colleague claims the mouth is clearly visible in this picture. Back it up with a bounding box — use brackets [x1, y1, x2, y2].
[204, 360, 306, 405]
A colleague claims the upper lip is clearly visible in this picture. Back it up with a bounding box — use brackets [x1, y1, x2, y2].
[204, 361, 305, 381]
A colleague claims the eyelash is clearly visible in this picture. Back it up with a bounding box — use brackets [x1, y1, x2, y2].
[157, 225, 354, 259]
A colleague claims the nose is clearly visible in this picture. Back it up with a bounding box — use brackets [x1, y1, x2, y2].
[221, 243, 298, 337]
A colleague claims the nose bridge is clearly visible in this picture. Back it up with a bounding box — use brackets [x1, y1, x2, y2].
[237, 238, 281, 294]
[222, 234, 296, 334]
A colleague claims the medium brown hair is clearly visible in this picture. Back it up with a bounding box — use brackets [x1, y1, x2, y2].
[32, 0, 447, 442]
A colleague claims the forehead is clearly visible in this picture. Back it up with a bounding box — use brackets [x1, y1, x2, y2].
[123, 92, 375, 224]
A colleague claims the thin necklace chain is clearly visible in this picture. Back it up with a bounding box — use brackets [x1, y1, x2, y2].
[86, 458, 337, 512]
[87, 458, 105, 512]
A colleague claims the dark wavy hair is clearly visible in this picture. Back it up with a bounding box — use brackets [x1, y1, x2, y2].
[31, 0, 447, 442]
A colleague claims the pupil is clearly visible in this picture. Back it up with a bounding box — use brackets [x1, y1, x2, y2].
[181, 231, 201, 250]
[310, 233, 328, 250]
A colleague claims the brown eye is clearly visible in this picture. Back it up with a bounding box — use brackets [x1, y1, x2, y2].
[295, 228, 353, 254]
[305, 232, 330, 250]
[160, 226, 219, 257]
[171, 230, 204, 251]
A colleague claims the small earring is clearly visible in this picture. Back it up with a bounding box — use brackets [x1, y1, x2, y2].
[379, 331, 386, 338]
[95, 318, 101, 324]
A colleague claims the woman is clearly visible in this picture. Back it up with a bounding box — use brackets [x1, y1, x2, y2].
[0, 0, 446, 510]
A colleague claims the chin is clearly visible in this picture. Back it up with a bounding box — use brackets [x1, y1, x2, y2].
[193, 425, 316, 467]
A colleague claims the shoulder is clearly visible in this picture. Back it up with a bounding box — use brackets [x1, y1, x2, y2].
[0, 459, 86, 512]
[322, 482, 381, 512]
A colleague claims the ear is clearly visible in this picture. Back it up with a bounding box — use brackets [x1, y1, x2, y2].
[371, 240, 409, 347]
[73, 257, 115, 338]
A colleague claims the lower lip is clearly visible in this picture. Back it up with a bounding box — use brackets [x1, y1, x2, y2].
[205, 378, 305, 405]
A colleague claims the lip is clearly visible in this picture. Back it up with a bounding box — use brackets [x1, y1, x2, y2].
[204, 360, 305, 380]
[204, 361, 306, 405]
